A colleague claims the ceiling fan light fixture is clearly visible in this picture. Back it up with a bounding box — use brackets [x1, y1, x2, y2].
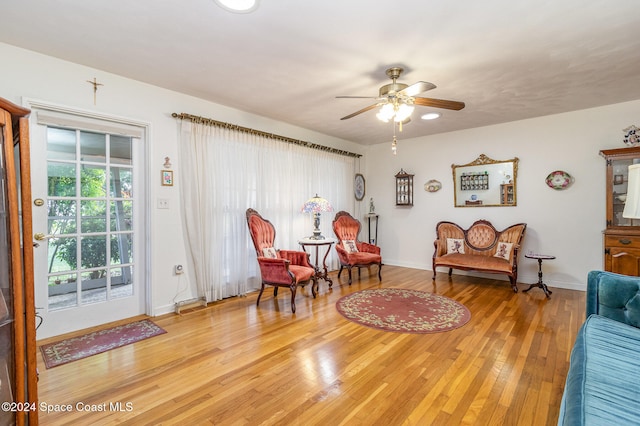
[376, 103, 395, 122]
[376, 102, 414, 123]
[394, 104, 414, 122]
[421, 112, 441, 120]
[213, 0, 259, 13]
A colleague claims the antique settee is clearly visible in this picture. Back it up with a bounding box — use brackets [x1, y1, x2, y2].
[558, 271, 640, 425]
[432, 219, 527, 292]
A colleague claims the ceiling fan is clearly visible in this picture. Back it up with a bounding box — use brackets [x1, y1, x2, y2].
[337, 67, 465, 122]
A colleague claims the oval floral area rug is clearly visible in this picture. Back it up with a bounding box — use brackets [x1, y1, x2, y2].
[336, 288, 471, 333]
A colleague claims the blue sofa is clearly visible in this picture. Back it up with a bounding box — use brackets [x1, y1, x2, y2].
[558, 271, 640, 425]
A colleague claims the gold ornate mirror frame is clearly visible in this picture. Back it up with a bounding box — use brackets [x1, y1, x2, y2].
[452, 154, 519, 207]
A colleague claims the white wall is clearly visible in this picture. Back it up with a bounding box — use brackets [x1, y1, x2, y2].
[0, 43, 364, 320]
[3, 41, 640, 318]
[363, 100, 640, 290]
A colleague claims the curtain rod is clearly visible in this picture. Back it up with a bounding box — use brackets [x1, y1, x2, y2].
[172, 112, 362, 158]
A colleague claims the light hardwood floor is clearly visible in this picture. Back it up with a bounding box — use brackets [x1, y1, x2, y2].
[36, 265, 585, 425]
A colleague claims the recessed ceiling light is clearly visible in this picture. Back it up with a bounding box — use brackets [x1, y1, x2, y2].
[213, 0, 259, 13]
[421, 112, 441, 120]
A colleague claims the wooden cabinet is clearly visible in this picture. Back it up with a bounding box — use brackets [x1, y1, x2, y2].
[395, 169, 414, 206]
[601, 147, 640, 276]
[0, 97, 38, 425]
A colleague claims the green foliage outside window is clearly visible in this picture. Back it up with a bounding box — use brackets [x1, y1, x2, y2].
[47, 165, 132, 281]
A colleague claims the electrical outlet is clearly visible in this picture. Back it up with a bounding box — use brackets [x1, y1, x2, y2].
[174, 264, 184, 275]
[157, 198, 169, 209]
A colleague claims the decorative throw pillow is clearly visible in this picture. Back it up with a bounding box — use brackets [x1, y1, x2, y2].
[446, 238, 465, 254]
[343, 240, 359, 253]
[494, 242, 513, 261]
[262, 247, 278, 258]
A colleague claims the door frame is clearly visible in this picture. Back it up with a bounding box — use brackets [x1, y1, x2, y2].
[23, 98, 152, 339]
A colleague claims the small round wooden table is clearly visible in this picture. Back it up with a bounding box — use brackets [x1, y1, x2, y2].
[298, 237, 336, 288]
[523, 253, 554, 298]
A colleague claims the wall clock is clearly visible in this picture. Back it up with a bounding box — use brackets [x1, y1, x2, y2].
[354, 173, 365, 200]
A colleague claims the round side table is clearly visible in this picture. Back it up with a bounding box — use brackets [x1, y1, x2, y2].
[298, 237, 336, 288]
[524, 253, 555, 298]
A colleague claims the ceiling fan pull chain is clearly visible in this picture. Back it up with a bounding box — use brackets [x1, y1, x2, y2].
[391, 122, 398, 155]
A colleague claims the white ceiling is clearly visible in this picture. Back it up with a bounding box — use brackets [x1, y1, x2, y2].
[2, 0, 640, 145]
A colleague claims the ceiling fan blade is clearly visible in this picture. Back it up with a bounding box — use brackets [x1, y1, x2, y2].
[399, 81, 436, 97]
[414, 97, 466, 110]
[336, 96, 377, 99]
[340, 104, 380, 120]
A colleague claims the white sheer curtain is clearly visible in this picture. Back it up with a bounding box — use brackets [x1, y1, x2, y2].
[178, 120, 355, 302]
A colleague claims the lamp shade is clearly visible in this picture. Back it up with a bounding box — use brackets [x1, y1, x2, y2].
[301, 194, 333, 240]
[301, 194, 333, 213]
[623, 164, 640, 219]
[376, 102, 415, 123]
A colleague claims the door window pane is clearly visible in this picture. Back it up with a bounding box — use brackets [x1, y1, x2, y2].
[80, 131, 106, 163]
[47, 127, 76, 161]
[47, 163, 76, 197]
[110, 234, 133, 265]
[48, 237, 77, 273]
[81, 269, 107, 304]
[48, 273, 79, 310]
[81, 200, 107, 233]
[48, 200, 76, 235]
[80, 165, 107, 197]
[81, 236, 107, 270]
[110, 135, 132, 165]
[111, 200, 132, 232]
[112, 266, 133, 299]
[110, 167, 132, 198]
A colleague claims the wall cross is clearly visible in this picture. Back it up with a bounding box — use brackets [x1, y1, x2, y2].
[86, 77, 104, 105]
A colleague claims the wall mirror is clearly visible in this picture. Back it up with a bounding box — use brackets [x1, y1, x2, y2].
[452, 154, 519, 207]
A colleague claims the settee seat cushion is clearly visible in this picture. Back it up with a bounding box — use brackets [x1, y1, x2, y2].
[434, 253, 512, 274]
[558, 314, 640, 425]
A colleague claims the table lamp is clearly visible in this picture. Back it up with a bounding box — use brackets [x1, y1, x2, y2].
[301, 194, 333, 239]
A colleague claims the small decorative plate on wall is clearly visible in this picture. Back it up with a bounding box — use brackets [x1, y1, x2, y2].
[354, 173, 365, 200]
[623, 125, 639, 146]
[545, 170, 573, 190]
[424, 179, 442, 192]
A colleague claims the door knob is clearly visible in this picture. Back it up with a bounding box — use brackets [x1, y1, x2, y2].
[34, 232, 53, 241]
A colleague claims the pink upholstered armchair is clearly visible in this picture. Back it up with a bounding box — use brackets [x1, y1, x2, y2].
[332, 211, 382, 285]
[246, 208, 317, 313]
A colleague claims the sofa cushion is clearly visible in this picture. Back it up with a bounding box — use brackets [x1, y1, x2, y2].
[588, 271, 640, 327]
[493, 242, 513, 261]
[558, 314, 640, 425]
[447, 238, 465, 254]
[262, 247, 278, 258]
[435, 253, 512, 273]
[343, 240, 359, 253]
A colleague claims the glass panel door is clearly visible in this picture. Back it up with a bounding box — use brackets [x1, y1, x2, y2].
[46, 127, 135, 310]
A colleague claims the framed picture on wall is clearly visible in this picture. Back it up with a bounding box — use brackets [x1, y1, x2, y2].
[161, 170, 174, 186]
